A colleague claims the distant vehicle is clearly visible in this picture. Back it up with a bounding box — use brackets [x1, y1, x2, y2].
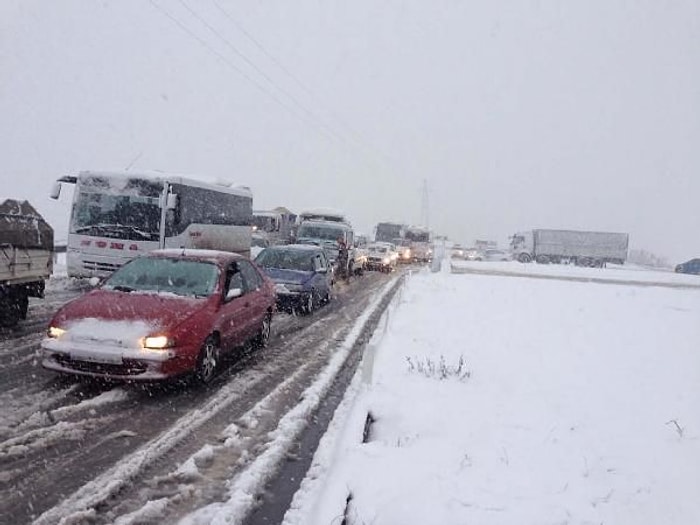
[450, 244, 466, 259]
[296, 217, 359, 278]
[50, 170, 253, 278]
[250, 233, 270, 259]
[463, 248, 482, 261]
[255, 244, 333, 313]
[373, 241, 399, 263]
[375, 222, 406, 244]
[252, 207, 297, 245]
[41, 250, 275, 384]
[474, 240, 498, 250]
[482, 248, 512, 262]
[0, 199, 54, 326]
[510, 229, 629, 266]
[297, 208, 349, 224]
[365, 243, 397, 272]
[355, 234, 369, 247]
[394, 239, 413, 263]
[675, 258, 700, 275]
[405, 226, 432, 263]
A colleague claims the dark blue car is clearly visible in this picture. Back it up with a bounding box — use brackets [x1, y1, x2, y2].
[675, 258, 700, 275]
[254, 244, 333, 313]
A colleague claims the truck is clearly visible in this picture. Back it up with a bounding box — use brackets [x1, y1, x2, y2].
[295, 211, 365, 278]
[297, 208, 349, 225]
[510, 229, 629, 266]
[374, 222, 406, 244]
[0, 199, 54, 326]
[405, 226, 433, 263]
[252, 207, 297, 245]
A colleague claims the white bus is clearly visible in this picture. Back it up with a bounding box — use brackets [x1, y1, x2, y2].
[51, 170, 252, 278]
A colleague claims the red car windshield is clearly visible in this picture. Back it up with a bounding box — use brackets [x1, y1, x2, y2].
[104, 257, 220, 297]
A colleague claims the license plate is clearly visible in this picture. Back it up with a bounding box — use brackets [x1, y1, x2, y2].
[70, 349, 122, 364]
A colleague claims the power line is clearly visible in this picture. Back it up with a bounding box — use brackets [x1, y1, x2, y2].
[212, 0, 319, 100]
[148, 0, 336, 142]
[176, 0, 349, 145]
[210, 0, 402, 170]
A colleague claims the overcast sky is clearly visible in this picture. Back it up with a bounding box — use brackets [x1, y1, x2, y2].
[1, 1, 698, 261]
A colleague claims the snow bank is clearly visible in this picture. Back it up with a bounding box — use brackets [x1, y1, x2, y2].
[451, 259, 700, 287]
[288, 265, 700, 524]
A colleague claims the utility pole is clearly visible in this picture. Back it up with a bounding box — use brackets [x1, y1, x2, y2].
[421, 179, 429, 228]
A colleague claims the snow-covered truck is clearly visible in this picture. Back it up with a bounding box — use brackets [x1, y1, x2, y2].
[510, 229, 629, 266]
[405, 226, 432, 263]
[0, 199, 54, 326]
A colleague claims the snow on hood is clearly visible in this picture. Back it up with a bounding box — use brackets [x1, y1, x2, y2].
[53, 289, 209, 333]
[62, 318, 156, 347]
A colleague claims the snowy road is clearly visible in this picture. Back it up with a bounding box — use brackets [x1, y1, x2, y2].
[0, 270, 402, 525]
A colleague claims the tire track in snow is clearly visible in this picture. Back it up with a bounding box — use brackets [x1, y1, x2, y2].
[32, 273, 397, 525]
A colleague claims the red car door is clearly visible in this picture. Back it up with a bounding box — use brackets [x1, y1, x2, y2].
[217, 262, 255, 351]
[238, 260, 268, 338]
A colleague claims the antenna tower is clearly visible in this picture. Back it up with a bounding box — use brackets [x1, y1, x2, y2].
[420, 179, 430, 228]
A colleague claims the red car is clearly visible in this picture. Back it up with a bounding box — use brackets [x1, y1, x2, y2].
[41, 249, 276, 383]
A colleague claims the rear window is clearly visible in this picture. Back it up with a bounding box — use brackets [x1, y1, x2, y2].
[255, 249, 315, 271]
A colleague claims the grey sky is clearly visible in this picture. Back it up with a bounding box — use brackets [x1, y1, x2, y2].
[1, 1, 698, 261]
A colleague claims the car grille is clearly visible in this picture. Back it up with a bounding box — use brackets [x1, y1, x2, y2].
[54, 355, 148, 376]
[82, 260, 123, 273]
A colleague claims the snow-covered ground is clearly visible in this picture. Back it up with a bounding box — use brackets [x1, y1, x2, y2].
[451, 259, 700, 287]
[284, 262, 700, 524]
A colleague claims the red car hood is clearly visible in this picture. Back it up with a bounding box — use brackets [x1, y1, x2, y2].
[52, 289, 211, 332]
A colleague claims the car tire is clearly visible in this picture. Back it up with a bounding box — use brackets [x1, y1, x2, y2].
[253, 311, 272, 348]
[196, 335, 220, 384]
[303, 291, 315, 314]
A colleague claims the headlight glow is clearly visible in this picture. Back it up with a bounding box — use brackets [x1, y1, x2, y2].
[48, 326, 66, 339]
[382, 257, 391, 264]
[142, 335, 173, 349]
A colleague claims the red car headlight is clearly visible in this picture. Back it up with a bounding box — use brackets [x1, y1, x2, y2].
[47, 326, 66, 339]
[142, 335, 175, 349]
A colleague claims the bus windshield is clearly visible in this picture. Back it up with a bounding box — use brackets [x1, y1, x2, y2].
[297, 224, 345, 241]
[71, 192, 161, 241]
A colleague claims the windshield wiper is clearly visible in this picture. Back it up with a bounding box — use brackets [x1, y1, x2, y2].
[75, 223, 157, 240]
[111, 285, 134, 293]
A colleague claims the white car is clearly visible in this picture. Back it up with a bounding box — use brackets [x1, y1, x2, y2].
[373, 241, 400, 263]
[451, 244, 466, 259]
[482, 248, 512, 262]
[365, 243, 397, 272]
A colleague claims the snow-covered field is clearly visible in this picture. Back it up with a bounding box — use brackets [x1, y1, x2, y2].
[451, 259, 700, 288]
[285, 263, 700, 524]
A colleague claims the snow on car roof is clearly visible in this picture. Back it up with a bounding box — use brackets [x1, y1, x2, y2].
[263, 244, 324, 251]
[151, 249, 243, 262]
